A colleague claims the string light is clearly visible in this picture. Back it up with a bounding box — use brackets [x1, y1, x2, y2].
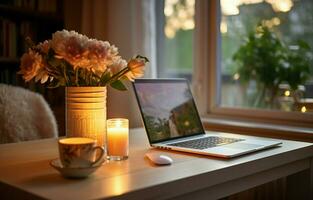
[284, 90, 290, 97]
[164, 0, 195, 39]
[233, 73, 240, 80]
[221, 0, 294, 16]
[164, 0, 293, 39]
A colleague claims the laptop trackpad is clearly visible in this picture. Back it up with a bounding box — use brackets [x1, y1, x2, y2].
[224, 142, 263, 150]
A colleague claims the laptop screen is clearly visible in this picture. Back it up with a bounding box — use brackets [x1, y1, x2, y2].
[133, 79, 205, 144]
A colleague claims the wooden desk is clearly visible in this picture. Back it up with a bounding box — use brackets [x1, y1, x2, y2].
[0, 128, 312, 200]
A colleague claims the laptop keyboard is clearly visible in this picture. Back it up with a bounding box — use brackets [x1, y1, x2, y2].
[168, 136, 244, 150]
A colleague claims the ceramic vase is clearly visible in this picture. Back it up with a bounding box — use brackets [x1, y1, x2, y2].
[65, 87, 106, 147]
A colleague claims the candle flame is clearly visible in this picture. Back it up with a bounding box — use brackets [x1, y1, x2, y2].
[116, 120, 122, 128]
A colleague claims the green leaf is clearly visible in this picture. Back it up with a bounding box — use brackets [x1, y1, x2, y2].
[135, 55, 150, 62]
[99, 72, 111, 86]
[48, 57, 61, 67]
[297, 40, 310, 50]
[75, 68, 80, 86]
[110, 80, 128, 91]
[47, 78, 63, 88]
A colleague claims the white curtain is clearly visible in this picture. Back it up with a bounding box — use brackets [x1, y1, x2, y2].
[105, 0, 157, 128]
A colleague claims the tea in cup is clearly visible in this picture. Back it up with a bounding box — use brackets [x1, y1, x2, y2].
[58, 137, 104, 168]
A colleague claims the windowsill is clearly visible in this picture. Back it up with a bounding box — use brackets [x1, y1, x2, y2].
[202, 117, 313, 143]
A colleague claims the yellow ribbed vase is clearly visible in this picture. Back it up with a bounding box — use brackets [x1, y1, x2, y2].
[65, 87, 106, 147]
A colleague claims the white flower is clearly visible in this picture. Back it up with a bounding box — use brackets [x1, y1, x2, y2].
[87, 40, 115, 72]
[35, 68, 50, 84]
[51, 30, 89, 69]
[108, 59, 128, 75]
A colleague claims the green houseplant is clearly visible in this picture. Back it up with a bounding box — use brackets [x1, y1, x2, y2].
[233, 24, 312, 109]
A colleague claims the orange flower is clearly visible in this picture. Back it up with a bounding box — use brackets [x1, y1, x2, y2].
[125, 56, 149, 81]
[18, 50, 43, 82]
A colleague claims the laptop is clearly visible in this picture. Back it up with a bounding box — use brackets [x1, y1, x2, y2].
[132, 79, 282, 158]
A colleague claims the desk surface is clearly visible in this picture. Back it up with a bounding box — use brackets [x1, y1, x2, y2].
[0, 129, 313, 200]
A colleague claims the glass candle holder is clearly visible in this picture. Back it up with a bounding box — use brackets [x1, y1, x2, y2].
[106, 118, 129, 161]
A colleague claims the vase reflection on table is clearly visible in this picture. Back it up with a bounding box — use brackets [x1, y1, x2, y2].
[18, 29, 149, 147]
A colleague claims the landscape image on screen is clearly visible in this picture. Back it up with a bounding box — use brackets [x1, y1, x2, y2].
[135, 82, 203, 142]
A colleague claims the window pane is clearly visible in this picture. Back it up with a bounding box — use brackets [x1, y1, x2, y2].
[157, 0, 195, 81]
[220, 0, 313, 113]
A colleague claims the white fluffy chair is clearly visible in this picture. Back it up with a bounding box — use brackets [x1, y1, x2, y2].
[0, 84, 58, 144]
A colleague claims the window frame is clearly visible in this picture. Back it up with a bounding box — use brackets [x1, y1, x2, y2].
[193, 0, 313, 133]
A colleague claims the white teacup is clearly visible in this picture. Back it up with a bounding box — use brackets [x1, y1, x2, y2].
[58, 137, 104, 168]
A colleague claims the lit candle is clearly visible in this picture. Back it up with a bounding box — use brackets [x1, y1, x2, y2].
[106, 118, 129, 160]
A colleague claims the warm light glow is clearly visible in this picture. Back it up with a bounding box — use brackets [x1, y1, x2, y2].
[221, 0, 240, 16]
[165, 0, 294, 39]
[59, 137, 95, 145]
[221, 20, 228, 34]
[273, 17, 281, 25]
[164, 5, 173, 16]
[164, 0, 195, 39]
[112, 176, 125, 195]
[221, 0, 294, 16]
[178, 9, 187, 19]
[262, 17, 281, 28]
[107, 119, 129, 157]
[242, 0, 263, 3]
[266, 0, 293, 12]
[165, 26, 176, 38]
[301, 106, 307, 113]
[182, 19, 195, 30]
[284, 90, 290, 97]
[115, 120, 122, 128]
[233, 73, 240, 80]
[184, 121, 190, 126]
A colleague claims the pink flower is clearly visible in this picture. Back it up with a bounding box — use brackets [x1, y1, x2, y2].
[37, 40, 51, 54]
[51, 30, 122, 74]
[51, 30, 89, 69]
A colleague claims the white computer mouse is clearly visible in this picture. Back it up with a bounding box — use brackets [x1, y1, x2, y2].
[145, 153, 173, 165]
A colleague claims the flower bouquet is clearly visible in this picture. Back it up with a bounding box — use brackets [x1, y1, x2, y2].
[18, 30, 149, 146]
[18, 29, 149, 90]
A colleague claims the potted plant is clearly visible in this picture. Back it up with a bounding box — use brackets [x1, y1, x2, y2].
[233, 24, 312, 109]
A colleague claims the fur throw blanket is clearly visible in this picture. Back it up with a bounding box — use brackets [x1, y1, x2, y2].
[0, 84, 58, 144]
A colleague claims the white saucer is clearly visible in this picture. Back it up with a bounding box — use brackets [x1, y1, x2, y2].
[50, 158, 104, 178]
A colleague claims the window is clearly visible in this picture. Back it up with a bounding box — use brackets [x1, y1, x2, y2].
[156, 0, 313, 129]
[156, 0, 195, 81]
[220, 0, 313, 114]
